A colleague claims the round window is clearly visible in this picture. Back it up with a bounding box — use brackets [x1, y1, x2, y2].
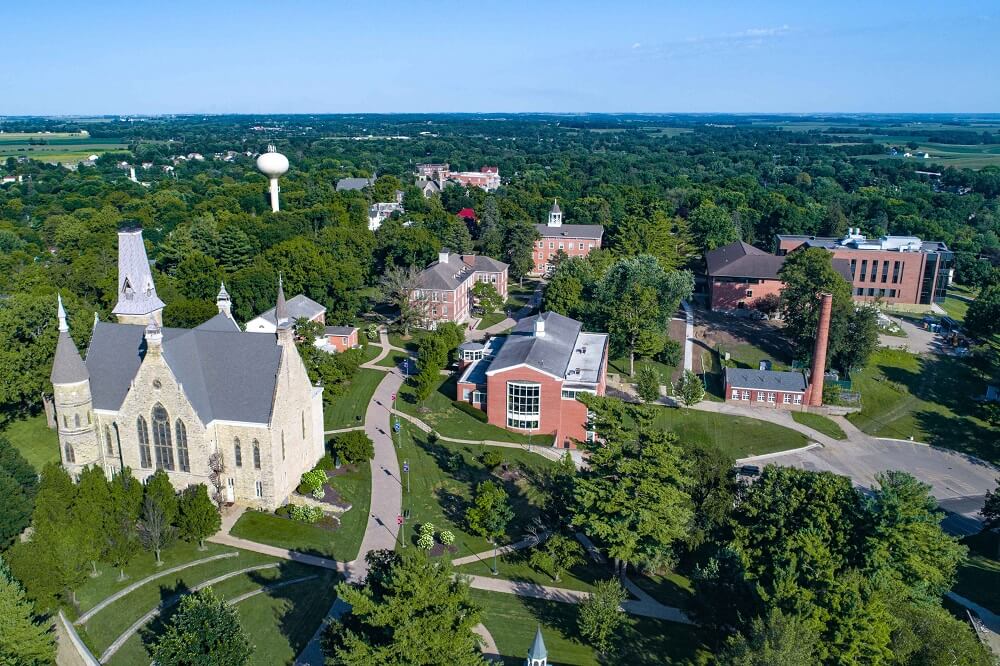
[152, 379, 162, 389]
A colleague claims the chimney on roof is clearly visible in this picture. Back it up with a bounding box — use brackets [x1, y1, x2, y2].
[534, 318, 546, 338]
[438, 249, 450, 264]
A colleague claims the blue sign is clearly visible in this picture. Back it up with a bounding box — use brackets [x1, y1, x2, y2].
[393, 421, 401, 433]
[403, 462, 409, 473]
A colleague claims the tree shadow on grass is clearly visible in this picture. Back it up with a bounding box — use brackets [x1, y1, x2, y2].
[137, 579, 192, 656]
[913, 409, 1000, 466]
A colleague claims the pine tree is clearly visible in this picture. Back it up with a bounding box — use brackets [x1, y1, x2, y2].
[578, 578, 628, 656]
[323, 549, 484, 665]
[673, 369, 705, 406]
[0, 471, 31, 549]
[32, 463, 77, 529]
[177, 485, 221, 550]
[634, 364, 662, 403]
[144, 469, 179, 526]
[75, 465, 112, 576]
[0, 556, 55, 666]
[152, 588, 254, 666]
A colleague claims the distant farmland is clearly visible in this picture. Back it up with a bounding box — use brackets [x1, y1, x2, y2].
[0, 131, 128, 163]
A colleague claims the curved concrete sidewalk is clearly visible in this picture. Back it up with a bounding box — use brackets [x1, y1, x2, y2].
[76, 552, 239, 625]
[473, 623, 503, 663]
[99, 563, 280, 663]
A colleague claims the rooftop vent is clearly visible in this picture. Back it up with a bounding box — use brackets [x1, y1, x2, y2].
[534, 319, 546, 338]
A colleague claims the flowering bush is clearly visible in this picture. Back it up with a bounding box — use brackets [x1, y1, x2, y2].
[439, 530, 455, 545]
[419, 522, 436, 538]
[299, 469, 327, 494]
[417, 532, 434, 550]
[289, 505, 323, 524]
[311, 487, 325, 500]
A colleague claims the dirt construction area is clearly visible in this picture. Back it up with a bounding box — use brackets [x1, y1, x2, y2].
[689, 306, 793, 374]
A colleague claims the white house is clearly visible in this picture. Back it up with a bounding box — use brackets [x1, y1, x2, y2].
[246, 292, 326, 333]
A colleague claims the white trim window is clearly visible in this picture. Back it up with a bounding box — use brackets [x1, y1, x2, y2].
[783, 393, 792, 404]
[794, 394, 803, 405]
[731, 389, 740, 400]
[756, 391, 766, 402]
[741, 390, 751, 401]
[767, 392, 776, 403]
[472, 390, 486, 403]
[506, 381, 540, 430]
[255, 480, 263, 498]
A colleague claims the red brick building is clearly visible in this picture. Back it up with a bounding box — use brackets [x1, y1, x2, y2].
[532, 200, 604, 276]
[705, 241, 787, 310]
[723, 367, 812, 409]
[777, 229, 953, 306]
[456, 312, 608, 448]
[319, 326, 359, 353]
[410, 250, 508, 328]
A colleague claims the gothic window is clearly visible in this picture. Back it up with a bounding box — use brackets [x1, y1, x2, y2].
[137, 416, 152, 468]
[151, 404, 175, 471]
[64, 442, 75, 463]
[234, 438, 243, 468]
[105, 425, 115, 456]
[252, 439, 261, 470]
[301, 412, 305, 440]
[74, 413, 80, 428]
[281, 431, 286, 460]
[175, 419, 190, 472]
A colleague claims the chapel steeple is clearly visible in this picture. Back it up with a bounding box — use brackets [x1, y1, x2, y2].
[112, 226, 165, 325]
[216, 282, 233, 319]
[547, 199, 562, 227]
[526, 625, 548, 666]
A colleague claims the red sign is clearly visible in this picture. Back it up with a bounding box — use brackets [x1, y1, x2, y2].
[397, 515, 403, 525]
[391, 393, 396, 401]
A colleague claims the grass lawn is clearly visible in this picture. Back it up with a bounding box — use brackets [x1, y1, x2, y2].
[470, 589, 712, 665]
[388, 329, 432, 352]
[846, 349, 1000, 464]
[396, 374, 536, 445]
[791, 411, 847, 440]
[77, 549, 281, 655]
[608, 355, 677, 381]
[939, 295, 970, 322]
[476, 312, 507, 330]
[103, 562, 338, 666]
[650, 406, 808, 459]
[631, 571, 695, 609]
[455, 548, 615, 594]
[324, 368, 384, 429]
[230, 463, 371, 561]
[397, 424, 555, 557]
[377, 350, 411, 369]
[2, 413, 59, 471]
[953, 531, 1000, 614]
[719, 341, 792, 371]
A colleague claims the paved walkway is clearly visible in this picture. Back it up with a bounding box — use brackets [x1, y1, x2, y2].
[473, 623, 503, 663]
[680, 300, 694, 372]
[947, 592, 1000, 655]
[451, 533, 547, 567]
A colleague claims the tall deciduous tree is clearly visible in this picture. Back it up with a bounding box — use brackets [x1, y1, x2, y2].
[465, 480, 513, 546]
[578, 578, 628, 656]
[138, 494, 176, 566]
[75, 465, 112, 576]
[152, 588, 254, 666]
[573, 399, 693, 576]
[379, 264, 425, 336]
[689, 201, 740, 252]
[323, 549, 484, 665]
[965, 284, 1000, 339]
[177, 484, 221, 550]
[718, 609, 820, 666]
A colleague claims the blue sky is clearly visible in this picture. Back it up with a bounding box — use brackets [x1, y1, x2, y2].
[3, 0, 998, 114]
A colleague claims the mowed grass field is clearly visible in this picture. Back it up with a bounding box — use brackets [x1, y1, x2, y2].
[0, 132, 127, 163]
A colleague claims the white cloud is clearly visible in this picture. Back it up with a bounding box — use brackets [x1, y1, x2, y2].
[632, 42, 642, 49]
[732, 25, 792, 38]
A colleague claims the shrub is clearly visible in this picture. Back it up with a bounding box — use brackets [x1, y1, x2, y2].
[275, 505, 292, 518]
[480, 450, 504, 469]
[439, 530, 455, 545]
[333, 431, 375, 465]
[311, 487, 325, 500]
[445, 452, 463, 473]
[419, 522, 436, 538]
[289, 505, 323, 524]
[315, 454, 335, 471]
[366, 324, 378, 341]
[300, 469, 327, 495]
[417, 532, 434, 550]
[451, 400, 488, 423]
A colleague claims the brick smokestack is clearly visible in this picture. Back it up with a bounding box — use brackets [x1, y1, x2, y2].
[809, 292, 833, 406]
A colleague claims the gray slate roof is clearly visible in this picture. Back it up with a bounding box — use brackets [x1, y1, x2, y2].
[112, 229, 165, 317]
[86, 321, 282, 424]
[336, 177, 374, 191]
[253, 294, 325, 327]
[528, 626, 547, 661]
[417, 254, 508, 291]
[194, 312, 241, 332]
[535, 223, 604, 240]
[487, 312, 581, 377]
[705, 241, 785, 280]
[51, 330, 89, 384]
[324, 326, 356, 336]
[725, 367, 807, 392]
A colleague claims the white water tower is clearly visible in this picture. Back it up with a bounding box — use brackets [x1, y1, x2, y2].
[256, 144, 289, 212]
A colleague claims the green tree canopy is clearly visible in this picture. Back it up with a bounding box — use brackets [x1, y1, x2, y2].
[152, 587, 254, 666]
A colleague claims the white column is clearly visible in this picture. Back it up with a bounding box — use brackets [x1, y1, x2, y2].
[269, 178, 280, 212]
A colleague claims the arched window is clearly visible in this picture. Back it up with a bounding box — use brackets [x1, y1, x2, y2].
[137, 416, 152, 468]
[74, 413, 81, 428]
[175, 420, 190, 472]
[301, 411, 306, 440]
[234, 438, 243, 468]
[64, 442, 75, 464]
[151, 404, 175, 471]
[281, 431, 286, 460]
[252, 439, 261, 470]
[105, 425, 115, 456]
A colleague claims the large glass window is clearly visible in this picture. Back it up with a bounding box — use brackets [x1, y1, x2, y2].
[506, 382, 540, 430]
[234, 438, 243, 468]
[252, 439, 261, 470]
[859, 260, 867, 282]
[151, 404, 175, 471]
[64, 443, 75, 463]
[137, 416, 152, 468]
[175, 420, 190, 472]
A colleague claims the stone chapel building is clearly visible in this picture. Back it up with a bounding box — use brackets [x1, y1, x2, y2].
[50, 227, 325, 510]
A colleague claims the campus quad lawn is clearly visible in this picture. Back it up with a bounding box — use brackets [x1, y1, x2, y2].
[396, 374, 535, 445]
[939, 295, 970, 322]
[469, 589, 712, 665]
[77, 549, 282, 656]
[377, 350, 411, 369]
[387, 329, 432, 352]
[396, 424, 556, 557]
[791, 411, 847, 440]
[103, 563, 337, 666]
[952, 531, 1000, 615]
[230, 463, 371, 562]
[631, 570, 696, 609]
[650, 407, 808, 459]
[455, 548, 614, 594]
[476, 311, 507, 330]
[846, 349, 1000, 464]
[608, 355, 677, 382]
[324, 368, 384, 429]
[1, 413, 59, 471]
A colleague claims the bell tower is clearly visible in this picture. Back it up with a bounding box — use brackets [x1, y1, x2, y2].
[50, 295, 98, 473]
[112, 227, 165, 325]
[547, 199, 562, 228]
[526, 626, 547, 666]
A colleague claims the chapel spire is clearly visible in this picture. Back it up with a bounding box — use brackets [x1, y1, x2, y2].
[50, 295, 89, 385]
[112, 226, 165, 325]
[275, 275, 289, 329]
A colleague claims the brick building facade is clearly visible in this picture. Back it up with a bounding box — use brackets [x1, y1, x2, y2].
[410, 250, 508, 328]
[532, 200, 604, 275]
[723, 367, 812, 409]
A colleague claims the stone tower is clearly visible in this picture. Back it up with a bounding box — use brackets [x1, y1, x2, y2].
[50, 295, 97, 473]
[526, 625, 547, 666]
[547, 199, 562, 228]
[112, 227, 165, 325]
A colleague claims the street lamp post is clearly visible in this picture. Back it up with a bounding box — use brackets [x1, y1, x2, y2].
[492, 539, 498, 576]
